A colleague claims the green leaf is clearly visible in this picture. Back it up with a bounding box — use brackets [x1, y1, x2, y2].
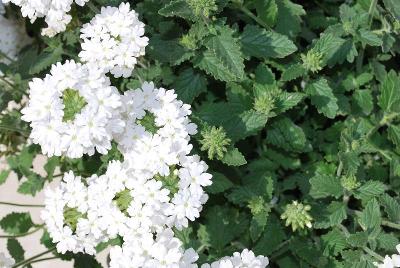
[359, 29, 383, 46]
[274, 92, 305, 113]
[173, 68, 207, 103]
[280, 63, 307, 82]
[0, 212, 34, 235]
[266, 117, 310, 152]
[275, 0, 305, 38]
[314, 201, 348, 229]
[354, 181, 386, 203]
[44, 157, 59, 181]
[250, 207, 270, 241]
[254, 0, 278, 27]
[309, 163, 343, 199]
[7, 239, 24, 262]
[198, 206, 249, 250]
[380, 194, 400, 222]
[74, 254, 102, 268]
[353, 90, 373, 115]
[321, 228, 348, 256]
[306, 78, 339, 119]
[0, 170, 10, 185]
[29, 45, 63, 74]
[358, 199, 381, 230]
[347, 232, 368, 248]
[17, 174, 45, 196]
[388, 124, 400, 148]
[377, 233, 399, 251]
[378, 70, 400, 113]
[195, 27, 245, 82]
[240, 25, 297, 59]
[206, 172, 233, 194]
[158, 0, 194, 20]
[254, 215, 286, 255]
[149, 36, 193, 65]
[221, 148, 247, 166]
[383, 0, 400, 20]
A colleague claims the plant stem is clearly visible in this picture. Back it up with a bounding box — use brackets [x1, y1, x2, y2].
[86, 2, 100, 13]
[0, 76, 14, 87]
[363, 247, 384, 262]
[0, 125, 29, 137]
[28, 256, 59, 265]
[0, 50, 15, 63]
[231, 1, 271, 30]
[0, 225, 43, 239]
[364, 113, 399, 141]
[0, 201, 44, 208]
[11, 247, 56, 268]
[382, 220, 400, 230]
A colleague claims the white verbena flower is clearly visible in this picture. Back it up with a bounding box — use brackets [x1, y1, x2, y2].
[79, 2, 149, 78]
[21, 60, 124, 158]
[117, 81, 197, 178]
[201, 249, 269, 268]
[1, 0, 89, 36]
[0, 253, 15, 268]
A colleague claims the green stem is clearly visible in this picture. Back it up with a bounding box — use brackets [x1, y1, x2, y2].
[86, 2, 100, 13]
[0, 76, 14, 87]
[12, 247, 56, 268]
[382, 220, 400, 230]
[0, 225, 43, 239]
[0, 201, 44, 208]
[363, 247, 384, 262]
[232, 1, 271, 30]
[0, 50, 15, 63]
[28, 256, 59, 265]
[0, 125, 29, 137]
[364, 113, 399, 140]
[269, 239, 291, 261]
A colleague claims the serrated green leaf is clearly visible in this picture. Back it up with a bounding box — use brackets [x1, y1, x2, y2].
[240, 25, 297, 59]
[250, 207, 270, 242]
[321, 228, 348, 256]
[306, 78, 339, 119]
[353, 90, 373, 115]
[314, 201, 347, 229]
[254, 215, 286, 255]
[383, 0, 400, 20]
[7, 239, 24, 262]
[388, 124, 400, 148]
[198, 206, 249, 250]
[266, 117, 310, 152]
[29, 45, 63, 74]
[221, 148, 247, 166]
[158, 0, 194, 20]
[275, 0, 305, 38]
[358, 199, 381, 230]
[17, 174, 45, 196]
[280, 63, 307, 81]
[173, 68, 207, 103]
[347, 232, 368, 248]
[206, 172, 233, 194]
[74, 254, 102, 268]
[254, 0, 278, 27]
[0, 212, 34, 235]
[44, 157, 59, 181]
[380, 194, 400, 222]
[195, 27, 245, 82]
[354, 181, 386, 203]
[274, 92, 304, 113]
[359, 29, 383, 47]
[309, 163, 343, 199]
[377, 233, 399, 251]
[378, 70, 400, 113]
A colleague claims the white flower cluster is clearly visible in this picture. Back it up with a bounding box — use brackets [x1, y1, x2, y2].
[42, 153, 211, 253]
[375, 245, 400, 268]
[79, 3, 148, 78]
[109, 228, 198, 268]
[21, 60, 123, 158]
[117, 81, 197, 173]
[0, 253, 15, 268]
[201, 249, 270, 268]
[1, 0, 89, 36]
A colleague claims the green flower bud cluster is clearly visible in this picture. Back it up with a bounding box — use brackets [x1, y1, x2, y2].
[301, 50, 323, 73]
[62, 88, 87, 122]
[281, 201, 313, 232]
[254, 94, 275, 115]
[187, 0, 218, 18]
[341, 174, 360, 191]
[63, 206, 87, 231]
[200, 126, 231, 160]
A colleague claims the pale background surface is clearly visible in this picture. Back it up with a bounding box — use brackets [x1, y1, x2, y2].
[0, 155, 109, 267]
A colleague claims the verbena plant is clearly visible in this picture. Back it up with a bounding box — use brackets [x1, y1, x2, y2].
[1, 0, 400, 267]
